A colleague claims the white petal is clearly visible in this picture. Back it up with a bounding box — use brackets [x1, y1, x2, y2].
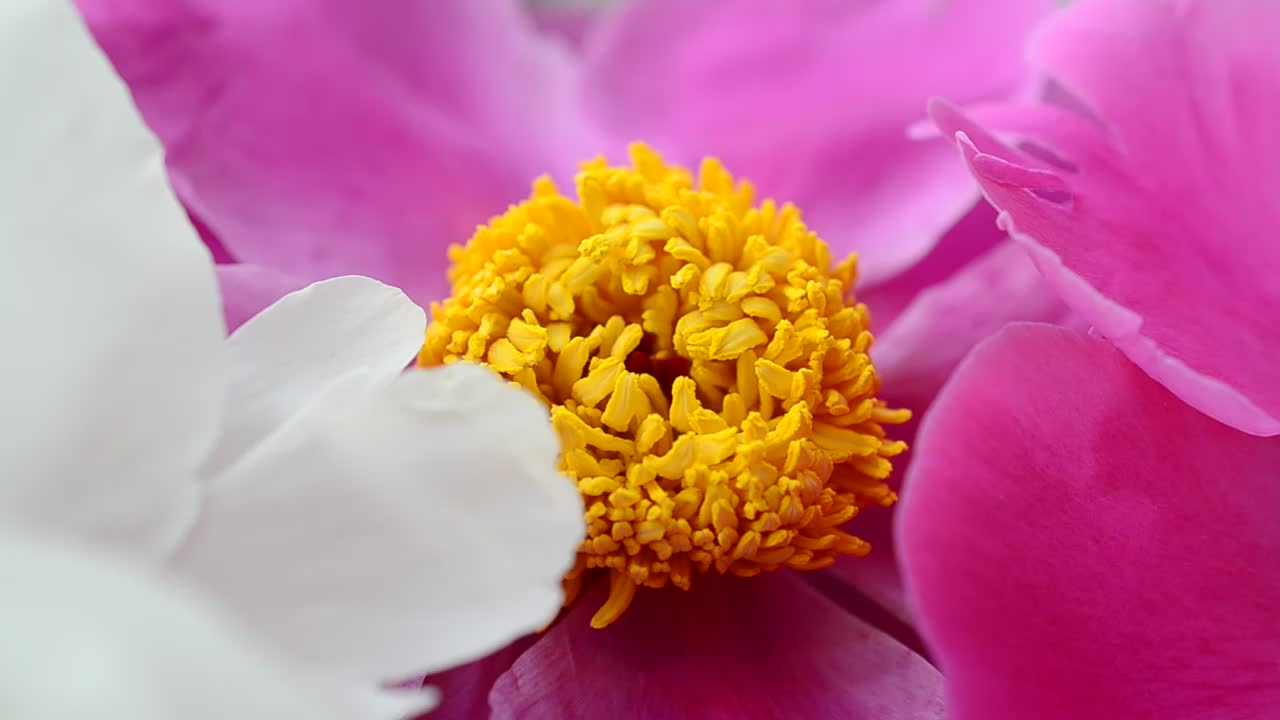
[174, 363, 585, 682]
[202, 276, 427, 477]
[0, 1, 225, 554]
[0, 534, 364, 720]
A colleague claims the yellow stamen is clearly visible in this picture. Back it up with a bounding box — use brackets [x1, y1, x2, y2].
[419, 144, 909, 628]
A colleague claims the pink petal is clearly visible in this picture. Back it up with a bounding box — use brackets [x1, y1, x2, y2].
[215, 264, 308, 333]
[490, 573, 943, 720]
[415, 637, 535, 720]
[898, 323, 1280, 720]
[76, 0, 597, 306]
[875, 239, 1081, 421]
[859, 204, 1007, 333]
[528, 6, 599, 52]
[832, 241, 1078, 621]
[929, 0, 1280, 436]
[818, 506, 912, 625]
[580, 0, 1056, 284]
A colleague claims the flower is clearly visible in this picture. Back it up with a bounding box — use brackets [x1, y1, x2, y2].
[0, 1, 583, 716]
[899, 1, 1280, 718]
[69, 0, 1098, 716]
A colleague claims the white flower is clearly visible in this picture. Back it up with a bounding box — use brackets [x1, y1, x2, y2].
[0, 2, 585, 718]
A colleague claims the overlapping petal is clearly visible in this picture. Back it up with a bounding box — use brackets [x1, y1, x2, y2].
[77, 0, 598, 305]
[201, 275, 425, 477]
[874, 239, 1080, 420]
[490, 573, 944, 720]
[0, 0, 223, 557]
[580, 0, 1055, 283]
[215, 263, 309, 332]
[418, 638, 536, 720]
[899, 324, 1280, 720]
[0, 536, 361, 720]
[174, 363, 585, 684]
[930, 0, 1280, 435]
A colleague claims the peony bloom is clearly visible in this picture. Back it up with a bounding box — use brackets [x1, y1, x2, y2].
[900, 1, 1280, 719]
[0, 2, 583, 716]
[69, 0, 1101, 717]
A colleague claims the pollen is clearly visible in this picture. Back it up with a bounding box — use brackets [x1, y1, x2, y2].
[419, 144, 909, 629]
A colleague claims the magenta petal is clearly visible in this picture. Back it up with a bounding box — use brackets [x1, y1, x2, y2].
[859, 204, 1006, 333]
[875, 239, 1080, 420]
[414, 637, 535, 720]
[491, 573, 942, 720]
[215, 264, 309, 333]
[834, 241, 1078, 622]
[898, 324, 1280, 720]
[78, 0, 596, 306]
[580, 0, 1055, 284]
[821, 506, 912, 625]
[528, 6, 599, 52]
[928, 0, 1280, 436]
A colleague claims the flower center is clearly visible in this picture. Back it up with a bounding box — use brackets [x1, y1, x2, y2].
[419, 144, 908, 628]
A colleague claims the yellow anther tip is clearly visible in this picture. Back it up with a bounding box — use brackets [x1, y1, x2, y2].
[419, 143, 908, 629]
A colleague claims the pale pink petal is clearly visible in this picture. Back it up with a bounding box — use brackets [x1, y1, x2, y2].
[898, 323, 1280, 720]
[581, 0, 1056, 283]
[174, 364, 584, 686]
[202, 276, 426, 477]
[0, 0, 224, 557]
[215, 264, 308, 333]
[490, 573, 943, 719]
[930, 0, 1280, 435]
[77, 0, 597, 305]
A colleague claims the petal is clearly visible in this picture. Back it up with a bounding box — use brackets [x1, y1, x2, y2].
[528, 5, 599, 52]
[898, 324, 1280, 720]
[201, 276, 426, 477]
[416, 637, 537, 720]
[831, 236, 1081, 623]
[859, 203, 1007, 333]
[581, 0, 1056, 283]
[930, 0, 1280, 436]
[77, 0, 598, 306]
[491, 573, 944, 720]
[0, 0, 223, 555]
[215, 263, 309, 333]
[173, 363, 585, 684]
[875, 239, 1081, 420]
[0, 534, 389, 720]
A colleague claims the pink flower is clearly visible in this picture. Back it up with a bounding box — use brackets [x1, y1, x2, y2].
[73, 0, 1095, 717]
[902, 2, 1280, 718]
